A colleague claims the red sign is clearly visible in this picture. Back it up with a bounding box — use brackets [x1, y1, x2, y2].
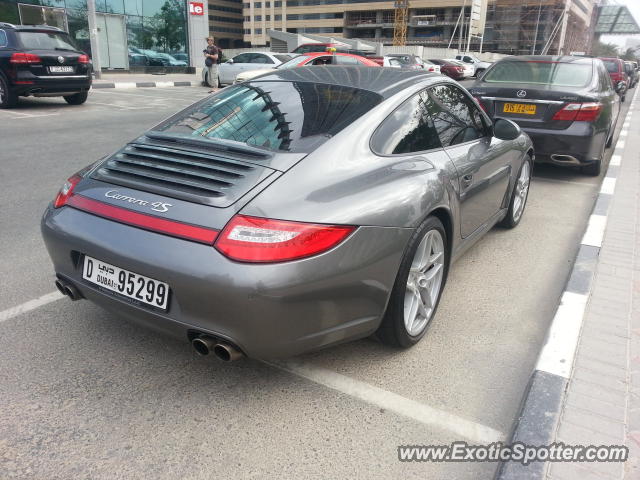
[189, 2, 204, 15]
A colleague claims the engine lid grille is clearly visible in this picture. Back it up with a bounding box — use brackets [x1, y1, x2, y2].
[91, 141, 275, 207]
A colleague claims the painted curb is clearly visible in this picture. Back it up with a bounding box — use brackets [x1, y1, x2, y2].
[91, 80, 199, 89]
[496, 88, 638, 480]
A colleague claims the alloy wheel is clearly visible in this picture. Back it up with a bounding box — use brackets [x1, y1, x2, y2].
[512, 161, 530, 223]
[404, 229, 445, 336]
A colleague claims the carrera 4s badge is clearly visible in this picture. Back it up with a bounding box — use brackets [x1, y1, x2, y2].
[105, 190, 173, 213]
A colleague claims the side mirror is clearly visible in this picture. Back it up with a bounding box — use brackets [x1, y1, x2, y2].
[615, 81, 626, 93]
[493, 118, 521, 141]
[226, 59, 234, 64]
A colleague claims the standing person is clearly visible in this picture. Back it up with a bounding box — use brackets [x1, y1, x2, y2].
[203, 37, 220, 92]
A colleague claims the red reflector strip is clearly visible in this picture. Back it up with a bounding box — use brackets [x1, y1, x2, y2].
[66, 194, 218, 245]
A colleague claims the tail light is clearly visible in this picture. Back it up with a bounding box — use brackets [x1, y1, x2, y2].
[53, 174, 83, 208]
[10, 52, 41, 64]
[473, 96, 487, 113]
[53, 164, 95, 208]
[215, 215, 355, 263]
[77, 54, 90, 64]
[552, 102, 602, 122]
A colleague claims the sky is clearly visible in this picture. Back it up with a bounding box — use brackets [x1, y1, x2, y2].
[600, 0, 640, 48]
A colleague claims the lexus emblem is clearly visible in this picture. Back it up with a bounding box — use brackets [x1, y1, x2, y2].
[516, 90, 527, 98]
[57, 56, 65, 64]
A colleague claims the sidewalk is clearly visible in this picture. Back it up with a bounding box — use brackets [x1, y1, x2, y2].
[499, 90, 640, 480]
[91, 70, 207, 89]
[545, 93, 640, 479]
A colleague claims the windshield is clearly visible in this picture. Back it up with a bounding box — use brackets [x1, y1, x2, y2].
[483, 61, 593, 87]
[17, 31, 79, 51]
[276, 55, 309, 69]
[152, 82, 383, 153]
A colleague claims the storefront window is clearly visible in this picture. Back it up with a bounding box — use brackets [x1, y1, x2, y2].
[102, 0, 125, 14]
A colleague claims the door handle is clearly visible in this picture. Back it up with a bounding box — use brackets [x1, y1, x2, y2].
[461, 174, 473, 188]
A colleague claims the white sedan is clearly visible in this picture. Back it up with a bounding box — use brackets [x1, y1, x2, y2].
[202, 52, 295, 87]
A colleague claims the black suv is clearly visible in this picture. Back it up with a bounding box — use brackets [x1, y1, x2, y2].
[0, 23, 92, 108]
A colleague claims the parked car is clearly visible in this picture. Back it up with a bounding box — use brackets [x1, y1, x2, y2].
[454, 53, 492, 77]
[171, 52, 188, 63]
[234, 52, 379, 83]
[204, 51, 294, 87]
[128, 48, 149, 66]
[428, 59, 465, 80]
[599, 57, 629, 102]
[0, 23, 92, 108]
[42, 67, 532, 360]
[386, 53, 427, 70]
[445, 59, 474, 78]
[624, 61, 637, 88]
[154, 52, 187, 67]
[422, 60, 441, 74]
[471, 55, 621, 176]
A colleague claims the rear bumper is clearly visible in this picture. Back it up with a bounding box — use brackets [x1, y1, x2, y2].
[41, 205, 411, 359]
[12, 73, 92, 96]
[519, 122, 606, 166]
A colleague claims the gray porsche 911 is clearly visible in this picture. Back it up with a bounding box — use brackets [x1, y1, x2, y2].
[42, 67, 533, 361]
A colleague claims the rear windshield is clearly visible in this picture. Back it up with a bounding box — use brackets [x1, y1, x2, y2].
[274, 54, 293, 63]
[17, 31, 78, 51]
[153, 81, 383, 153]
[483, 61, 593, 87]
[602, 60, 618, 73]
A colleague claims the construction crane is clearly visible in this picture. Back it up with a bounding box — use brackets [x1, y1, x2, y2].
[393, 0, 409, 46]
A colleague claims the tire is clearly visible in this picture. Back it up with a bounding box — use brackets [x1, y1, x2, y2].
[376, 216, 449, 348]
[475, 68, 485, 78]
[499, 155, 532, 229]
[621, 94, 626, 103]
[63, 91, 88, 105]
[581, 160, 601, 176]
[0, 75, 18, 108]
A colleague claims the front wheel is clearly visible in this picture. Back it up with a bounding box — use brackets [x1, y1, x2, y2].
[63, 91, 88, 105]
[376, 216, 449, 348]
[475, 68, 485, 78]
[499, 155, 531, 229]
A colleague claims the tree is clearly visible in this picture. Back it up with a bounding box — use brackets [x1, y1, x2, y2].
[621, 47, 640, 62]
[150, 0, 186, 52]
[592, 41, 620, 57]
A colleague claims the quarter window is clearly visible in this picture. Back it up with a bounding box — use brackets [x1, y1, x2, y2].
[427, 84, 487, 147]
[0, 30, 7, 48]
[371, 91, 441, 155]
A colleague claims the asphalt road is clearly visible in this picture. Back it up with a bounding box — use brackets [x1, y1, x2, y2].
[0, 85, 627, 479]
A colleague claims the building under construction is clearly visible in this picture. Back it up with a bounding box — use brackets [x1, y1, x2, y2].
[242, 0, 598, 55]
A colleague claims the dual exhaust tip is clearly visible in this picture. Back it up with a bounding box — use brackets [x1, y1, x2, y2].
[55, 278, 82, 301]
[192, 336, 244, 362]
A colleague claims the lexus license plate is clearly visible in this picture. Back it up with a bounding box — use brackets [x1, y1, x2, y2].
[49, 66, 74, 74]
[82, 256, 170, 310]
[503, 103, 536, 115]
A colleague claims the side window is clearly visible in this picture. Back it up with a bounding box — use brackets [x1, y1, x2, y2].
[427, 84, 487, 147]
[464, 56, 473, 63]
[233, 53, 252, 63]
[371, 91, 442, 155]
[600, 64, 613, 91]
[311, 55, 332, 65]
[251, 54, 273, 64]
[0, 30, 7, 48]
[336, 55, 359, 65]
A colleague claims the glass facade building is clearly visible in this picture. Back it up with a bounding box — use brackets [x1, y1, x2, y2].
[0, 0, 190, 69]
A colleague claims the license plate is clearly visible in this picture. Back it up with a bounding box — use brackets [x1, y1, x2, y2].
[49, 66, 75, 73]
[82, 256, 170, 310]
[503, 103, 536, 115]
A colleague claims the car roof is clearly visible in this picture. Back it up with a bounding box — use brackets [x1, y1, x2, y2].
[301, 52, 367, 58]
[249, 66, 440, 99]
[499, 55, 596, 64]
[0, 23, 64, 32]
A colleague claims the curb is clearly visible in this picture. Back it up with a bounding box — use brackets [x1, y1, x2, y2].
[91, 80, 200, 89]
[497, 88, 638, 480]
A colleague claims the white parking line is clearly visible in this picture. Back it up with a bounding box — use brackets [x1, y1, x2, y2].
[610, 155, 622, 166]
[0, 110, 59, 119]
[0, 291, 63, 323]
[267, 359, 505, 444]
[600, 177, 616, 195]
